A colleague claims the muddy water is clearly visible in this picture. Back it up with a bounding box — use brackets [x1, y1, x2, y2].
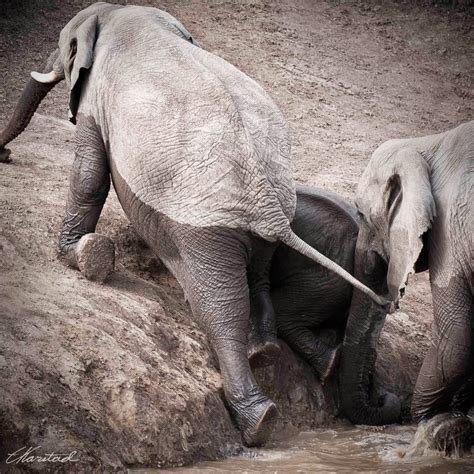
[158, 425, 474, 473]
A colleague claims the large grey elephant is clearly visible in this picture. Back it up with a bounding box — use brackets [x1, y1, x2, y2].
[0, 3, 386, 446]
[340, 121, 473, 451]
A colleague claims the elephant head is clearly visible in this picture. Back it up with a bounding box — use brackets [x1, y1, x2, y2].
[0, 2, 194, 155]
[0, 46, 62, 162]
[357, 144, 436, 304]
[0, 5, 104, 155]
[339, 143, 436, 425]
[0, 4, 108, 154]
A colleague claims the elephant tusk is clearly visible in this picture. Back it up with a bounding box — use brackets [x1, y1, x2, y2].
[387, 301, 398, 314]
[30, 70, 63, 84]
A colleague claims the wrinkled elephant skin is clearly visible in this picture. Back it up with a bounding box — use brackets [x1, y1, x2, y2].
[341, 121, 473, 449]
[248, 185, 401, 424]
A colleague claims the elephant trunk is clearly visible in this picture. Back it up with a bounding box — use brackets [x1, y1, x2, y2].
[0, 49, 64, 152]
[0, 79, 57, 149]
[339, 246, 401, 425]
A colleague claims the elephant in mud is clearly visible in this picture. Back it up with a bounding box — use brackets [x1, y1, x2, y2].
[246, 185, 360, 376]
[339, 121, 473, 452]
[248, 185, 401, 423]
[0, 3, 387, 446]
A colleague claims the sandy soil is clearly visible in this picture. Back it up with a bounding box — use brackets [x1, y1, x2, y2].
[0, 0, 472, 470]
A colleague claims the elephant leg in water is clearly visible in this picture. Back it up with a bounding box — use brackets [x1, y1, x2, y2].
[411, 274, 473, 451]
[57, 118, 115, 279]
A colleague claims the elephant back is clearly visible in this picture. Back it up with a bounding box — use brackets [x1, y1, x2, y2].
[85, 12, 296, 242]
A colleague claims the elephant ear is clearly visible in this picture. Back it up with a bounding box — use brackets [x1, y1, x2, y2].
[154, 10, 195, 44]
[385, 148, 436, 302]
[62, 14, 99, 123]
[168, 19, 195, 44]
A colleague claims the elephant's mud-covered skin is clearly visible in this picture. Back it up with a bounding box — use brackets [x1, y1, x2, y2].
[248, 185, 401, 423]
[344, 121, 474, 451]
[0, 2, 387, 446]
[261, 186, 358, 381]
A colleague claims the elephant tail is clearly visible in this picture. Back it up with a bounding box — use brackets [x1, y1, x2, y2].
[281, 231, 389, 307]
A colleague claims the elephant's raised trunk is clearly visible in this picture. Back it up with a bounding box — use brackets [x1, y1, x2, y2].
[0, 49, 64, 157]
[339, 247, 401, 425]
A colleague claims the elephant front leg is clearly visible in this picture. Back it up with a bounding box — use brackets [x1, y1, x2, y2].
[411, 275, 473, 452]
[278, 323, 341, 383]
[59, 118, 114, 282]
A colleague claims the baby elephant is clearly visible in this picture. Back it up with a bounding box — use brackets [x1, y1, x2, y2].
[249, 186, 375, 378]
[248, 185, 402, 426]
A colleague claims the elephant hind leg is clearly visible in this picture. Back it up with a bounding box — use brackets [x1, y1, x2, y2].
[173, 226, 277, 447]
[247, 290, 281, 369]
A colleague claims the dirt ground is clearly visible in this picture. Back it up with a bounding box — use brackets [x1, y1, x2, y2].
[0, 0, 472, 471]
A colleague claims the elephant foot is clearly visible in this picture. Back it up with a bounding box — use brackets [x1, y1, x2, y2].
[375, 391, 402, 423]
[228, 389, 278, 447]
[307, 339, 341, 384]
[75, 233, 115, 282]
[0, 147, 12, 163]
[319, 344, 342, 384]
[424, 412, 473, 453]
[248, 338, 281, 369]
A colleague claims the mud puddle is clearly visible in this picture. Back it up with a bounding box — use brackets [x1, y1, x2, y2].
[139, 425, 474, 473]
